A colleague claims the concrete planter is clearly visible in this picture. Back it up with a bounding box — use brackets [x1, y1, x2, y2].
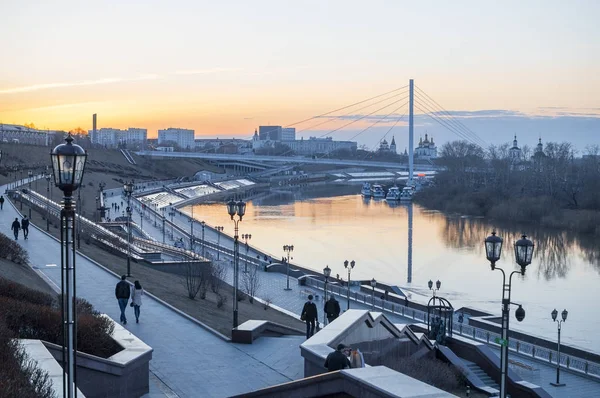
[43, 317, 153, 398]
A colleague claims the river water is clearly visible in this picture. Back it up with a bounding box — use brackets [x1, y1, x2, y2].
[189, 188, 600, 353]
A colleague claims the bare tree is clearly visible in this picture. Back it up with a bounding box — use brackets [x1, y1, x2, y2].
[242, 265, 261, 303]
[182, 262, 210, 300]
[210, 261, 226, 294]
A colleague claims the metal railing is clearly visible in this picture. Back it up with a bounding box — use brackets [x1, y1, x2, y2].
[305, 277, 600, 380]
[452, 323, 600, 379]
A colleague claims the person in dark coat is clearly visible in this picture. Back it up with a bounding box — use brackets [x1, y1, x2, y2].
[301, 294, 318, 339]
[324, 296, 341, 324]
[324, 344, 351, 372]
[115, 275, 131, 324]
[0, 195, 5, 210]
[11, 218, 20, 240]
[21, 216, 30, 240]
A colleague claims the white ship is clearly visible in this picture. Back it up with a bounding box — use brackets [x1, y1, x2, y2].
[399, 186, 415, 201]
[371, 184, 385, 199]
[361, 182, 371, 197]
[385, 186, 401, 201]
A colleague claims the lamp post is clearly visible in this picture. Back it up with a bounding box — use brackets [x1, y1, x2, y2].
[76, 189, 82, 249]
[550, 308, 568, 387]
[161, 207, 166, 244]
[283, 244, 294, 291]
[323, 265, 331, 325]
[51, 133, 87, 398]
[45, 174, 52, 231]
[189, 206, 195, 252]
[227, 199, 246, 328]
[242, 233, 251, 273]
[370, 278, 377, 310]
[123, 181, 134, 277]
[344, 260, 355, 310]
[200, 221, 206, 257]
[215, 226, 224, 260]
[485, 231, 534, 398]
[428, 279, 442, 297]
[168, 203, 175, 239]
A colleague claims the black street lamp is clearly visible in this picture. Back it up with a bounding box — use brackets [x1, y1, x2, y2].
[189, 207, 195, 252]
[215, 226, 224, 260]
[242, 233, 251, 273]
[344, 260, 355, 310]
[283, 244, 294, 291]
[550, 308, 568, 387]
[485, 231, 534, 398]
[123, 181, 134, 277]
[323, 265, 331, 325]
[168, 203, 175, 239]
[200, 221, 206, 257]
[51, 133, 87, 398]
[428, 279, 442, 297]
[227, 199, 246, 328]
[370, 278, 377, 310]
[45, 174, 51, 231]
[161, 207, 166, 244]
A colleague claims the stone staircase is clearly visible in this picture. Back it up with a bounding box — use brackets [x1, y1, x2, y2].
[463, 360, 500, 395]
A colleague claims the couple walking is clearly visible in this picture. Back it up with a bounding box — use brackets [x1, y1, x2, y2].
[10, 216, 29, 240]
[115, 275, 144, 324]
[301, 294, 341, 339]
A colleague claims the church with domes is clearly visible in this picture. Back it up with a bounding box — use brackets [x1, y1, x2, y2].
[378, 136, 397, 154]
[415, 133, 437, 159]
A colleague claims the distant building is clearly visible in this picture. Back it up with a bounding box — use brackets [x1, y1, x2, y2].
[281, 128, 296, 141]
[283, 136, 357, 156]
[195, 138, 252, 155]
[259, 126, 282, 141]
[390, 136, 397, 154]
[89, 127, 147, 148]
[378, 139, 390, 152]
[0, 124, 52, 146]
[158, 128, 194, 150]
[414, 133, 437, 159]
[509, 134, 521, 162]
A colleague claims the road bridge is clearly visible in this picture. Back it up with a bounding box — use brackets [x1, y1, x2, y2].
[135, 150, 442, 171]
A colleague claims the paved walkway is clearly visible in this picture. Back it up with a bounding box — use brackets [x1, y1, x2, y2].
[3, 184, 598, 398]
[103, 193, 600, 398]
[0, 183, 302, 398]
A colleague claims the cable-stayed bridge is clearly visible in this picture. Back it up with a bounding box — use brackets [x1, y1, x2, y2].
[137, 79, 483, 177]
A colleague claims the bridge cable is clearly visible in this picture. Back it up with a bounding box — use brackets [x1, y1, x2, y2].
[414, 85, 486, 146]
[279, 94, 409, 157]
[256, 85, 409, 139]
[414, 99, 481, 146]
[414, 85, 487, 147]
[316, 101, 408, 160]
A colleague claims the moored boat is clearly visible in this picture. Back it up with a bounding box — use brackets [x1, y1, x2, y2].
[386, 186, 401, 201]
[371, 184, 385, 199]
[361, 182, 371, 197]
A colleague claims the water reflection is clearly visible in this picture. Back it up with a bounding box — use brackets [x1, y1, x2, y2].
[439, 216, 600, 280]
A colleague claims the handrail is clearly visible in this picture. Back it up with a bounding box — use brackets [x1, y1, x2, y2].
[304, 276, 600, 380]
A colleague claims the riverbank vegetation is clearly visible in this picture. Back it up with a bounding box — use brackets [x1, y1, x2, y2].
[416, 140, 600, 235]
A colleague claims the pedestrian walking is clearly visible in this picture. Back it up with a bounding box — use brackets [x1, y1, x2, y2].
[21, 216, 30, 240]
[349, 348, 366, 368]
[115, 275, 131, 324]
[0, 195, 4, 210]
[11, 218, 20, 240]
[301, 294, 318, 339]
[130, 280, 144, 323]
[324, 295, 341, 324]
[324, 344, 351, 372]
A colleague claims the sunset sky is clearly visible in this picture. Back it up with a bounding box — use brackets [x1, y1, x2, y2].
[1, 1, 598, 149]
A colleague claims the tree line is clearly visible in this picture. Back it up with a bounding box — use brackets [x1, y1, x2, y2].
[416, 140, 600, 235]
